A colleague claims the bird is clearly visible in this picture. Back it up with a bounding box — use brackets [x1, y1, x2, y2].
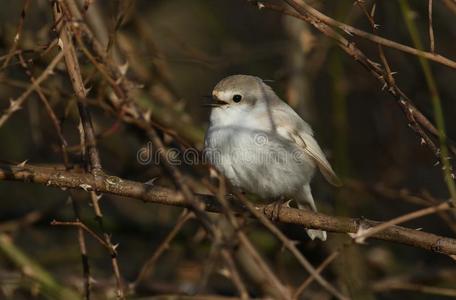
[204, 74, 341, 241]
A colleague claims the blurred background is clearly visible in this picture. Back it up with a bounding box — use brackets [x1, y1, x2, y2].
[0, 0, 455, 299]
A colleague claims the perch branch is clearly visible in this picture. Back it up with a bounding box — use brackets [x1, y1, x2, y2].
[1, 163, 455, 256]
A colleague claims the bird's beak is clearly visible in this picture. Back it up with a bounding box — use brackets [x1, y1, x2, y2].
[202, 95, 229, 107]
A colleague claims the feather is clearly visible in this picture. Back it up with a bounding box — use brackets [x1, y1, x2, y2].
[283, 128, 342, 187]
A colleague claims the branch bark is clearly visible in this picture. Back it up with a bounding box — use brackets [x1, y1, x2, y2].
[1, 163, 455, 256]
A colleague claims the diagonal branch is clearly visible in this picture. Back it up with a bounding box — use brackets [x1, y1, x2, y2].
[280, 0, 455, 68]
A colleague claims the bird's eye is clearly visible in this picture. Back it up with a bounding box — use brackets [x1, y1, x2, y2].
[232, 94, 242, 103]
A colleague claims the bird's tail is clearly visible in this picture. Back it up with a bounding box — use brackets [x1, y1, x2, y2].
[296, 185, 327, 241]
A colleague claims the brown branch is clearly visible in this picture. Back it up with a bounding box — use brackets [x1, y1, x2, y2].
[18, 48, 92, 299]
[1, 0, 31, 69]
[373, 280, 456, 297]
[428, 0, 435, 53]
[233, 191, 347, 300]
[17, 53, 70, 166]
[51, 220, 111, 251]
[133, 210, 193, 289]
[1, 163, 456, 256]
[293, 251, 340, 300]
[205, 177, 292, 299]
[0, 51, 64, 128]
[351, 201, 451, 243]
[220, 248, 250, 300]
[279, 0, 455, 68]
[52, 2, 124, 298]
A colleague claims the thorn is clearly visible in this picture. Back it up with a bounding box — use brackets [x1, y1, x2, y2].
[145, 177, 158, 186]
[257, 2, 265, 9]
[9, 99, 22, 113]
[348, 225, 370, 244]
[57, 38, 64, 50]
[434, 160, 440, 166]
[119, 62, 129, 76]
[341, 27, 354, 36]
[144, 110, 152, 123]
[16, 160, 28, 167]
[381, 82, 387, 91]
[112, 243, 119, 251]
[79, 183, 92, 191]
[218, 267, 231, 278]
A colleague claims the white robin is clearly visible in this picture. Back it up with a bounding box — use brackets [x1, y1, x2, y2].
[204, 74, 341, 240]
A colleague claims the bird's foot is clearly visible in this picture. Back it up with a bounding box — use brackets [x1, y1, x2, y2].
[266, 197, 287, 222]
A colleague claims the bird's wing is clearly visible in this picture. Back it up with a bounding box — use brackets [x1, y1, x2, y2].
[257, 87, 341, 186]
[277, 124, 342, 187]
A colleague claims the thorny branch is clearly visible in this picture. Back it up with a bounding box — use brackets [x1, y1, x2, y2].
[254, 0, 456, 204]
[52, 1, 124, 298]
[1, 163, 455, 257]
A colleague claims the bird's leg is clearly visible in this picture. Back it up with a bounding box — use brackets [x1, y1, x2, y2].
[266, 196, 286, 222]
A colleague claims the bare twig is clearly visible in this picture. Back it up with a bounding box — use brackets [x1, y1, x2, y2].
[0, 51, 64, 128]
[351, 201, 451, 243]
[278, 0, 455, 68]
[133, 210, 193, 288]
[399, 0, 456, 205]
[205, 177, 291, 299]
[1, 0, 31, 69]
[51, 220, 111, 250]
[293, 251, 340, 300]
[373, 281, 456, 297]
[52, 2, 124, 298]
[220, 248, 250, 300]
[234, 192, 348, 300]
[428, 0, 435, 53]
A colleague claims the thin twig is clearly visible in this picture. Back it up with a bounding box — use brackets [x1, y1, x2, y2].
[234, 192, 348, 300]
[351, 201, 451, 243]
[0, 51, 64, 128]
[133, 209, 193, 288]
[204, 177, 291, 299]
[373, 281, 456, 297]
[293, 251, 340, 300]
[220, 248, 250, 300]
[51, 220, 111, 250]
[399, 0, 456, 205]
[1, 0, 31, 69]
[428, 0, 435, 53]
[278, 0, 455, 68]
